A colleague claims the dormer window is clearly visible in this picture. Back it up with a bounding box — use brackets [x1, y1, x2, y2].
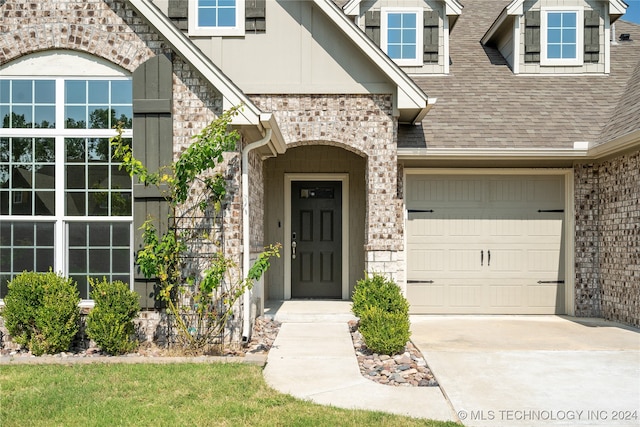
[541, 7, 584, 66]
[189, 0, 245, 36]
[381, 8, 423, 66]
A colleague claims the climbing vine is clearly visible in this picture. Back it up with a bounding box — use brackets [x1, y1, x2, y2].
[112, 105, 280, 354]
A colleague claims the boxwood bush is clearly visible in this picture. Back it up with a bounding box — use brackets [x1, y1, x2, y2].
[86, 278, 140, 355]
[352, 273, 410, 355]
[352, 273, 409, 318]
[2, 271, 80, 355]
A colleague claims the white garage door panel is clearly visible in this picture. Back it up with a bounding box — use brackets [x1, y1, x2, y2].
[407, 175, 565, 315]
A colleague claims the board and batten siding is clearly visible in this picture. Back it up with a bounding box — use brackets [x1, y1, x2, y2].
[132, 54, 173, 309]
[361, 0, 447, 74]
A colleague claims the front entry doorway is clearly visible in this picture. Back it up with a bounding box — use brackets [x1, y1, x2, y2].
[290, 181, 342, 298]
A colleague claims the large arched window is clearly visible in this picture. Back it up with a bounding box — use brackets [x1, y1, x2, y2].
[1, 51, 133, 300]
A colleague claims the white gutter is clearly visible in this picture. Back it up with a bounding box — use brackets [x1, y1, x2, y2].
[397, 146, 590, 160]
[241, 127, 273, 343]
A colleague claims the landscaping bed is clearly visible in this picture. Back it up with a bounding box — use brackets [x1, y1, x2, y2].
[350, 319, 438, 387]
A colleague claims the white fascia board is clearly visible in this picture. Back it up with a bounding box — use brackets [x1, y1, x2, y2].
[343, 0, 360, 16]
[444, 0, 464, 16]
[397, 147, 590, 160]
[482, 0, 524, 45]
[482, 9, 509, 45]
[609, 0, 629, 16]
[312, 0, 428, 114]
[399, 133, 640, 160]
[506, 0, 525, 16]
[588, 130, 640, 159]
[345, 0, 462, 17]
[259, 113, 287, 156]
[127, 0, 262, 126]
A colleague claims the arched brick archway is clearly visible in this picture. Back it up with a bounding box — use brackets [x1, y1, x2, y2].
[0, 0, 158, 70]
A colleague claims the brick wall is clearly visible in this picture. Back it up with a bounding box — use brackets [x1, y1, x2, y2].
[250, 94, 404, 283]
[574, 149, 640, 327]
[574, 163, 602, 317]
[0, 0, 244, 342]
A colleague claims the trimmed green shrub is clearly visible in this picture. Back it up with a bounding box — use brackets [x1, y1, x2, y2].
[2, 271, 80, 355]
[86, 278, 140, 355]
[352, 273, 411, 355]
[358, 306, 411, 355]
[351, 273, 409, 318]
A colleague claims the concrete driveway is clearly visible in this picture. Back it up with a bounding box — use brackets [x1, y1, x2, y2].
[411, 316, 640, 427]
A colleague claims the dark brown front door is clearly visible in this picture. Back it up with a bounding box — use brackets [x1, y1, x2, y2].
[291, 181, 342, 298]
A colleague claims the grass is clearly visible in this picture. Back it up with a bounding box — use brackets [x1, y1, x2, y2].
[0, 363, 460, 427]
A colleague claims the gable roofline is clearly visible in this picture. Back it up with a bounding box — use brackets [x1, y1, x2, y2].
[482, 0, 629, 45]
[127, 0, 263, 126]
[343, 0, 463, 17]
[314, 0, 429, 123]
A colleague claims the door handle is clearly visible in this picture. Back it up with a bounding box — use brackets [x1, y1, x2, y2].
[481, 250, 483, 266]
[291, 241, 297, 260]
[488, 250, 491, 267]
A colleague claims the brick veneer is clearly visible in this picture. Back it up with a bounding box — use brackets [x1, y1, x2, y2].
[250, 94, 405, 283]
[0, 0, 246, 343]
[574, 149, 640, 327]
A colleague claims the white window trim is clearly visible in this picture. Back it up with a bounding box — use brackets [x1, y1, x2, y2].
[1, 74, 133, 301]
[381, 7, 424, 67]
[189, 0, 245, 37]
[540, 6, 584, 66]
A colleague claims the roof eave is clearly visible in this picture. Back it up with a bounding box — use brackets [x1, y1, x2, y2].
[398, 147, 591, 161]
[610, 0, 629, 17]
[481, 8, 510, 45]
[444, 0, 464, 16]
[312, 0, 428, 113]
[589, 129, 640, 159]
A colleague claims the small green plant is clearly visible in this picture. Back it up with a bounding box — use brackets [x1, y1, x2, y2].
[111, 105, 280, 354]
[351, 273, 409, 318]
[358, 306, 411, 355]
[2, 271, 80, 355]
[86, 278, 140, 355]
[352, 273, 411, 355]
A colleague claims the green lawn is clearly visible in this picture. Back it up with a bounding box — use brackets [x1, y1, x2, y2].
[0, 363, 459, 427]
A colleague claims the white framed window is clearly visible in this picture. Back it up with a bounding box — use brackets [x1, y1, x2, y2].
[381, 7, 424, 66]
[1, 73, 133, 300]
[541, 7, 584, 66]
[189, 0, 245, 36]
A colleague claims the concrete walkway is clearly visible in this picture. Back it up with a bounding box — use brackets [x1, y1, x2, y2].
[262, 301, 457, 421]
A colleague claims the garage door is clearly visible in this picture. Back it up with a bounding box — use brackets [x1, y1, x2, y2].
[406, 175, 565, 314]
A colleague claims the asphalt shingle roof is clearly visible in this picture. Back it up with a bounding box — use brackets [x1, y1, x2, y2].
[399, 0, 640, 150]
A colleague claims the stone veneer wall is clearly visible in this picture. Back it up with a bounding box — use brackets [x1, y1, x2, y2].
[574, 149, 640, 327]
[250, 94, 405, 284]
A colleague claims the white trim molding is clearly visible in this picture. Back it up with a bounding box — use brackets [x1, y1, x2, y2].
[380, 7, 424, 67]
[540, 7, 584, 67]
[188, 0, 245, 37]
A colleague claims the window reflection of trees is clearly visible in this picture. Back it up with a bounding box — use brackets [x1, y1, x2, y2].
[2, 112, 55, 129]
[64, 108, 132, 130]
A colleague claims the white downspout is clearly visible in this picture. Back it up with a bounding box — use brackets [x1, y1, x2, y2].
[241, 128, 272, 344]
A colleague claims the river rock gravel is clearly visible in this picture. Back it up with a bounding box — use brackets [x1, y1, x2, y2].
[349, 319, 438, 387]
